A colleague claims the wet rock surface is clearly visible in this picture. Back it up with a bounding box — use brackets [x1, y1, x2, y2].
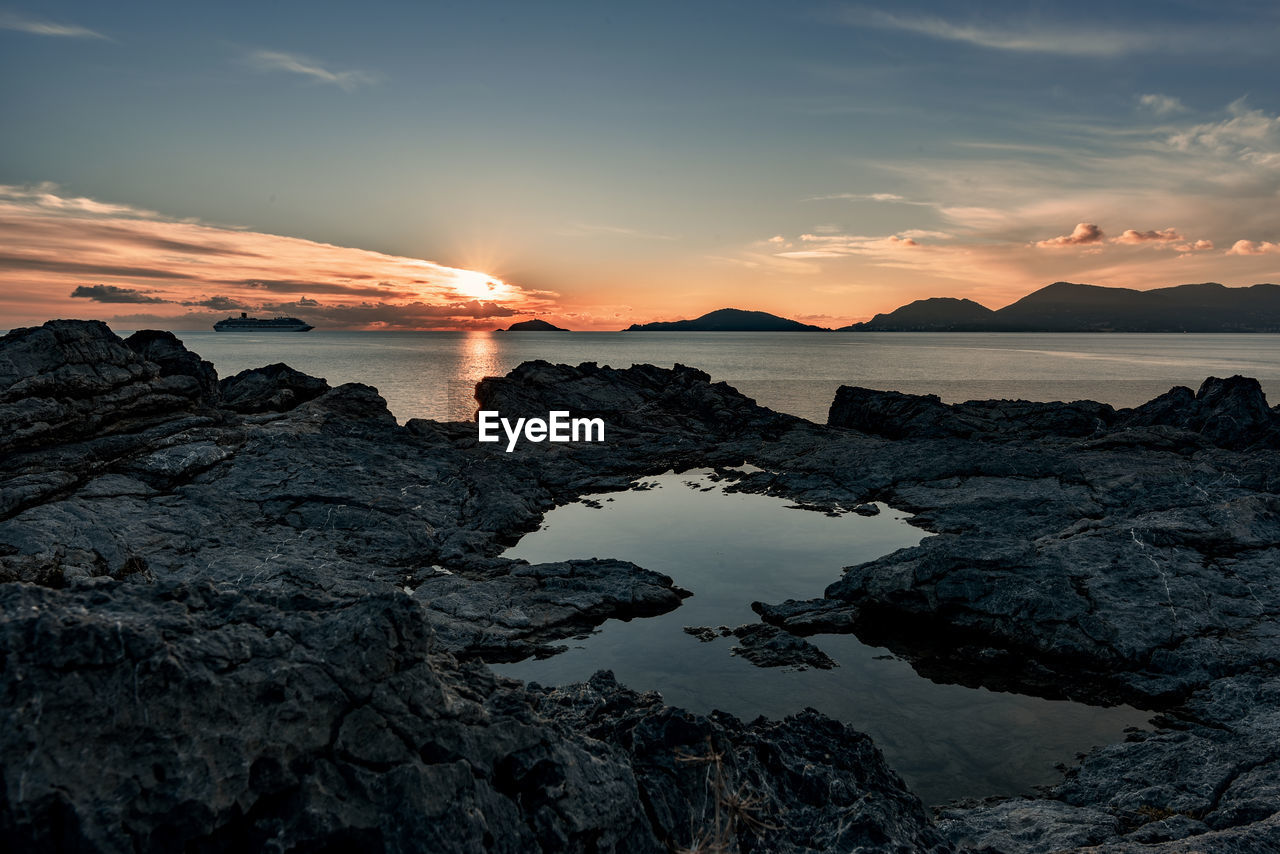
[2, 319, 1279, 851]
[727, 623, 838, 670]
[681, 623, 838, 669]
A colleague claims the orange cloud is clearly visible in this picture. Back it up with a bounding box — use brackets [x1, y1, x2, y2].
[1113, 227, 1182, 244]
[0, 184, 555, 329]
[1035, 222, 1104, 247]
[1226, 239, 1280, 256]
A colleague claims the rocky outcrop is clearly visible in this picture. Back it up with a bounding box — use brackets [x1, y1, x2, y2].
[218, 362, 331, 413]
[828, 387, 1115, 440]
[0, 580, 663, 852]
[124, 329, 220, 403]
[1118, 375, 1280, 449]
[0, 320, 212, 455]
[828, 375, 1279, 448]
[533, 672, 949, 853]
[475, 360, 802, 443]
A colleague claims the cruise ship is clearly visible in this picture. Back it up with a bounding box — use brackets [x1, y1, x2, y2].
[213, 312, 314, 332]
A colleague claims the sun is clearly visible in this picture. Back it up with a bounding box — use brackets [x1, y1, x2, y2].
[450, 269, 511, 301]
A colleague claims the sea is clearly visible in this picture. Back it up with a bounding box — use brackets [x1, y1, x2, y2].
[166, 330, 1278, 803]
[173, 330, 1280, 423]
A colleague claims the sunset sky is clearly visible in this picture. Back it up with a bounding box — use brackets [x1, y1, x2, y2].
[3, 1, 1280, 330]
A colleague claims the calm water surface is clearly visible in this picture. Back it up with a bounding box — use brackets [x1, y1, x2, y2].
[491, 470, 1152, 806]
[173, 330, 1280, 423]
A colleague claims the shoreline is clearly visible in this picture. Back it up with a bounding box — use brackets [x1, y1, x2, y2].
[2, 319, 1278, 851]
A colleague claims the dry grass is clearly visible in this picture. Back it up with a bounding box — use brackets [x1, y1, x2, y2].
[671, 738, 777, 854]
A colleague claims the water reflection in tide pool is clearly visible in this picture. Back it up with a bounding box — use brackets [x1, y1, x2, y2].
[491, 470, 1152, 806]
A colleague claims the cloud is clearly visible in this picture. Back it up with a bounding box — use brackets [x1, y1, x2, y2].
[806, 192, 905, 202]
[773, 232, 926, 259]
[0, 254, 199, 279]
[1168, 99, 1280, 166]
[1138, 94, 1186, 116]
[71, 284, 168, 304]
[1226, 239, 1280, 256]
[180, 295, 251, 311]
[246, 50, 377, 91]
[235, 278, 417, 298]
[0, 182, 158, 217]
[1036, 223, 1105, 247]
[1113, 227, 1182, 244]
[0, 184, 554, 329]
[851, 9, 1153, 57]
[0, 12, 106, 39]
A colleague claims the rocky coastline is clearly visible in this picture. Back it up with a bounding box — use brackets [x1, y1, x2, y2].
[2, 319, 1278, 852]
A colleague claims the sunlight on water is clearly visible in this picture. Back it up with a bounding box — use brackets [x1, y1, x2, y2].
[491, 470, 1152, 805]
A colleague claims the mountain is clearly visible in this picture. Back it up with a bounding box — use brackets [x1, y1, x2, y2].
[842, 283, 1280, 332]
[994, 282, 1280, 331]
[625, 308, 828, 331]
[501, 319, 569, 331]
[839, 297, 994, 331]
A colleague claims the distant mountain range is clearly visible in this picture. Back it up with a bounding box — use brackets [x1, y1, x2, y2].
[625, 307, 826, 331]
[606, 283, 1280, 333]
[841, 282, 1280, 332]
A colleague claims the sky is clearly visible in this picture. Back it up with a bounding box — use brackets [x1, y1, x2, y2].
[3, 0, 1280, 330]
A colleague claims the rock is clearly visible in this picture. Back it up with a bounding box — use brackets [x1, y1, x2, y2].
[0, 320, 208, 454]
[827, 387, 954, 439]
[475, 360, 801, 440]
[1118, 375, 1280, 449]
[727, 622, 837, 670]
[124, 329, 220, 403]
[416, 558, 689, 660]
[681, 622, 838, 669]
[218, 362, 330, 413]
[827, 386, 1115, 440]
[533, 671, 951, 853]
[0, 580, 660, 853]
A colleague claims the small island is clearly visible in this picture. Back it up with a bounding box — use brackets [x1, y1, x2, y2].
[625, 307, 827, 331]
[500, 319, 570, 332]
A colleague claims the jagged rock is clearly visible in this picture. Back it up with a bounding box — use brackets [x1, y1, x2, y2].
[827, 387, 954, 439]
[0, 580, 660, 853]
[533, 672, 951, 853]
[218, 362, 330, 413]
[828, 376, 1280, 449]
[684, 625, 726, 642]
[475, 360, 799, 440]
[1118, 375, 1280, 448]
[827, 386, 1115, 440]
[124, 329, 220, 403]
[0, 320, 207, 454]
